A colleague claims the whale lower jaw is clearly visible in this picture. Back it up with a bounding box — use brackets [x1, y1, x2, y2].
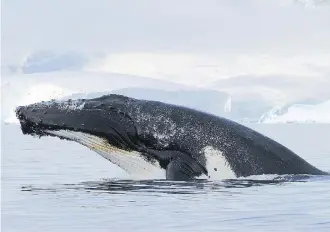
[45, 130, 166, 179]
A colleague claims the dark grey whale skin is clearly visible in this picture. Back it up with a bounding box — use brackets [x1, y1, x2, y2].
[15, 94, 328, 180]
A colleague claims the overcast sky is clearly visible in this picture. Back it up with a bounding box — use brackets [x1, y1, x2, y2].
[2, 0, 330, 64]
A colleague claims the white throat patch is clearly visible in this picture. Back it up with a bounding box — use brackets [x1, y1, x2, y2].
[45, 130, 165, 179]
[201, 146, 236, 180]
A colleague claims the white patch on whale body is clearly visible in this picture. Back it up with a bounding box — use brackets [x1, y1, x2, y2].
[201, 146, 236, 180]
[45, 130, 166, 179]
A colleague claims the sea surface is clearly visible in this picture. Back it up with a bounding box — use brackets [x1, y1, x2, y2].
[2, 123, 330, 232]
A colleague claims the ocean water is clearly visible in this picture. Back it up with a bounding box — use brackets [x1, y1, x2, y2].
[1, 123, 330, 232]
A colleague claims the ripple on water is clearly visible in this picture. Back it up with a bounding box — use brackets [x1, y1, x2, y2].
[20, 174, 329, 195]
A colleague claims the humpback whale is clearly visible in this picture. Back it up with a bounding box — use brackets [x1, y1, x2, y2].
[15, 94, 328, 180]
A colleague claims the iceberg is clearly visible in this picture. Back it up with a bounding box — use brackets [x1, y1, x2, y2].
[259, 100, 330, 123]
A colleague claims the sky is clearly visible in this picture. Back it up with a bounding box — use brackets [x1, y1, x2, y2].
[2, 0, 330, 64]
[1, 0, 330, 122]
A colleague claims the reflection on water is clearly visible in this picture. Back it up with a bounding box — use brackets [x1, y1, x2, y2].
[21, 174, 323, 195]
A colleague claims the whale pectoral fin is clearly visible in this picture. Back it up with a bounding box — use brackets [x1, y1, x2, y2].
[166, 157, 206, 181]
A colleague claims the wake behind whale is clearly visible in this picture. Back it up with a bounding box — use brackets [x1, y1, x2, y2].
[15, 94, 328, 181]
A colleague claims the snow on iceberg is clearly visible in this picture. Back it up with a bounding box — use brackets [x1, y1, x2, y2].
[259, 100, 330, 123]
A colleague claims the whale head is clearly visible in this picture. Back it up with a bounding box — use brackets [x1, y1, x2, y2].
[16, 95, 141, 150]
[15, 94, 208, 179]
